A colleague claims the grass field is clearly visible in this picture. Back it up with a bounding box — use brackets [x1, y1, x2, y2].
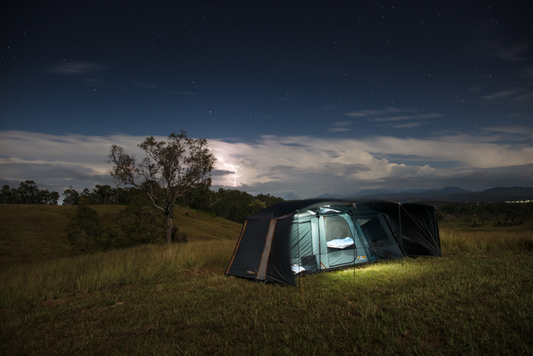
[1, 205, 532, 355]
[0, 204, 242, 268]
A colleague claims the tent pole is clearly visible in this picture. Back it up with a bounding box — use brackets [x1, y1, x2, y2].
[434, 205, 441, 257]
[317, 211, 322, 274]
[354, 203, 373, 266]
[297, 210, 301, 289]
[399, 202, 404, 267]
[352, 204, 356, 278]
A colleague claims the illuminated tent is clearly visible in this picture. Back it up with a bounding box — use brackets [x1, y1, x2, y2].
[225, 199, 441, 286]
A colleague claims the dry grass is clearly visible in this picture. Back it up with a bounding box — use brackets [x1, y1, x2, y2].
[440, 228, 533, 256]
[0, 239, 237, 308]
[0, 204, 242, 268]
[1, 206, 533, 355]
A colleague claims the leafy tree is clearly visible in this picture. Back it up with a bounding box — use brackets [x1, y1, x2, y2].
[1, 185, 11, 204]
[18, 180, 39, 204]
[116, 187, 142, 204]
[65, 203, 106, 253]
[93, 184, 112, 204]
[248, 198, 266, 213]
[256, 193, 284, 208]
[179, 182, 219, 210]
[211, 188, 256, 223]
[1, 181, 60, 205]
[108, 131, 216, 243]
[79, 188, 95, 205]
[113, 194, 186, 248]
[63, 187, 79, 206]
[7, 187, 21, 204]
[36, 189, 59, 205]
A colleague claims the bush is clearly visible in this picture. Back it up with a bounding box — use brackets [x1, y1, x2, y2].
[65, 204, 109, 253]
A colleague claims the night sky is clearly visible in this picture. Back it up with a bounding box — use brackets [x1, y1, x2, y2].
[1, 1, 532, 198]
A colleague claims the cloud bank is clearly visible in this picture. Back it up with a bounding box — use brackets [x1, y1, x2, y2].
[0, 129, 532, 198]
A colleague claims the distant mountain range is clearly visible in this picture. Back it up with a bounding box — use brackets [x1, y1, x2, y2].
[286, 186, 533, 202]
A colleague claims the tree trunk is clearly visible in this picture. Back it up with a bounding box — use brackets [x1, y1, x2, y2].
[166, 214, 173, 243]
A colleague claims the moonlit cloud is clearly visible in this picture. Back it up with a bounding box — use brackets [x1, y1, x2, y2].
[481, 87, 533, 105]
[328, 121, 351, 132]
[343, 108, 442, 129]
[49, 61, 106, 76]
[2, 129, 531, 199]
[392, 122, 425, 129]
[47, 61, 109, 88]
[483, 126, 533, 139]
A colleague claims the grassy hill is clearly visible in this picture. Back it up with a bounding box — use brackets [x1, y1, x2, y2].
[0, 204, 242, 268]
[1, 204, 532, 355]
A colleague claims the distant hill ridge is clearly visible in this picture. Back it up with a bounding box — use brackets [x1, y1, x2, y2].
[291, 186, 533, 202]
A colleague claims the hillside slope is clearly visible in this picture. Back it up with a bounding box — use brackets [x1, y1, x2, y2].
[0, 204, 242, 267]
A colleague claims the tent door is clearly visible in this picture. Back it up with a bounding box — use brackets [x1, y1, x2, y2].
[323, 215, 357, 268]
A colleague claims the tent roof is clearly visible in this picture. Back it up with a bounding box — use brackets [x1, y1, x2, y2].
[247, 199, 437, 220]
[246, 199, 356, 220]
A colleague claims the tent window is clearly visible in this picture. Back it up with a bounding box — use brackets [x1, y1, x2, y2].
[325, 216, 355, 253]
[325, 216, 353, 242]
[361, 218, 392, 247]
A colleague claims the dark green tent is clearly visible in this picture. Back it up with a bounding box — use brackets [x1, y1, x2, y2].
[225, 199, 441, 286]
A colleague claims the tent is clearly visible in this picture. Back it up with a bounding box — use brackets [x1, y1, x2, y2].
[225, 199, 441, 286]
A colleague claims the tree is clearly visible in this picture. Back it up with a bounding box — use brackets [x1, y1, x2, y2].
[18, 180, 39, 204]
[48, 191, 60, 205]
[108, 131, 216, 243]
[65, 203, 106, 253]
[63, 186, 79, 206]
[1, 185, 11, 203]
[79, 188, 94, 205]
[93, 184, 112, 204]
[113, 194, 184, 248]
[36, 189, 59, 205]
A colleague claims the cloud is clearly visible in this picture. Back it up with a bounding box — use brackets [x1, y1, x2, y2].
[328, 121, 351, 132]
[479, 39, 531, 64]
[49, 61, 105, 76]
[170, 91, 197, 96]
[369, 113, 441, 122]
[134, 83, 158, 90]
[344, 107, 412, 118]
[392, 122, 425, 129]
[481, 87, 533, 106]
[0, 129, 532, 199]
[482, 126, 533, 145]
[48, 61, 109, 88]
[474, 37, 533, 107]
[343, 108, 441, 129]
[209, 132, 533, 196]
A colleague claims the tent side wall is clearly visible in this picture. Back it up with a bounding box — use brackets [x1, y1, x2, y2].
[225, 219, 272, 280]
[398, 204, 442, 257]
[264, 217, 296, 286]
[359, 201, 442, 257]
[358, 212, 404, 260]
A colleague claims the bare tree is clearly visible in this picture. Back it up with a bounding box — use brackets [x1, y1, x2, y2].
[107, 131, 216, 243]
